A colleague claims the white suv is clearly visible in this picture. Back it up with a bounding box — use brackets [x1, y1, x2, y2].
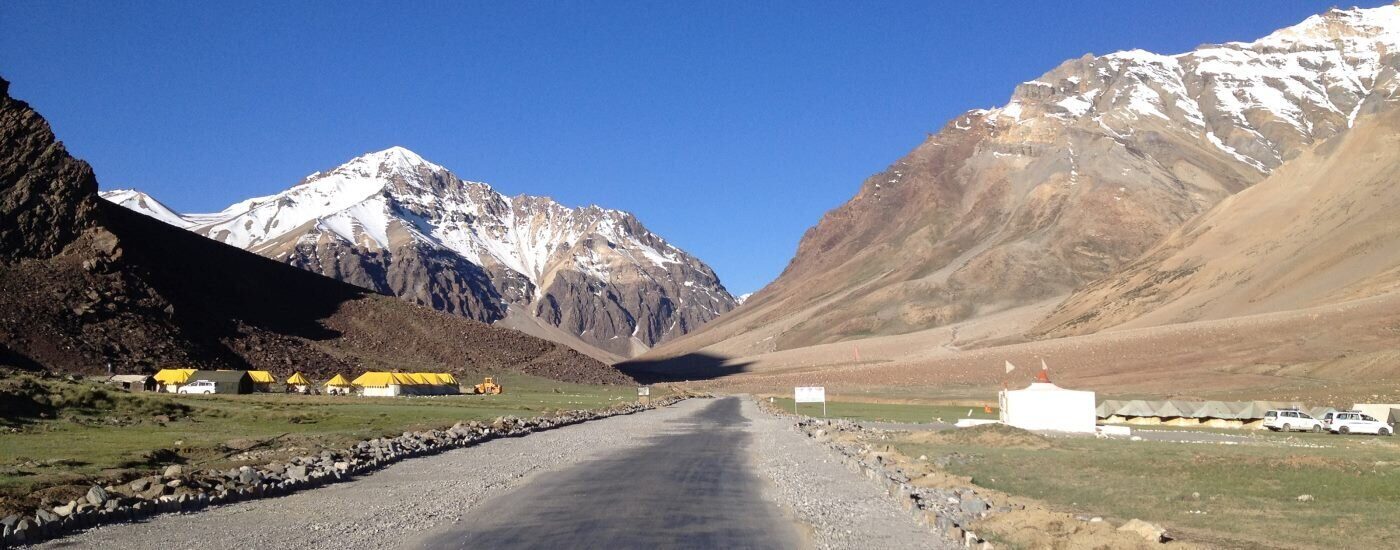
[1327, 411, 1393, 436]
[177, 380, 217, 395]
[1263, 409, 1322, 432]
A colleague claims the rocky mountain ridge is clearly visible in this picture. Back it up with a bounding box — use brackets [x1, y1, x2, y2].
[103, 147, 736, 360]
[648, 4, 1400, 360]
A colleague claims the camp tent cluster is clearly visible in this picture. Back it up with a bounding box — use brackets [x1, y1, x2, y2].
[1097, 400, 1318, 428]
[150, 369, 462, 397]
[350, 372, 460, 397]
[153, 369, 329, 395]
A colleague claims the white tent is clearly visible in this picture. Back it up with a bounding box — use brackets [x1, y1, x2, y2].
[999, 382, 1097, 434]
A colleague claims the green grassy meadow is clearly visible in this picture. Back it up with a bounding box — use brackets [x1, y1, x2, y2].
[894, 428, 1400, 549]
[0, 373, 646, 508]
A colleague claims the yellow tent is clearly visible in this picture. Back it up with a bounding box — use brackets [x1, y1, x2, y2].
[285, 372, 311, 385]
[351, 371, 418, 387]
[325, 374, 352, 387]
[413, 373, 446, 385]
[153, 369, 195, 384]
[247, 371, 276, 384]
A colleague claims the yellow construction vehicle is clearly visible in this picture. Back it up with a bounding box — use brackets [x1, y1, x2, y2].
[473, 377, 503, 395]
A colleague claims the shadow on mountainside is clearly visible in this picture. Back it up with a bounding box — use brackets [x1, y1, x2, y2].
[615, 352, 753, 383]
[102, 202, 368, 342]
[0, 344, 44, 371]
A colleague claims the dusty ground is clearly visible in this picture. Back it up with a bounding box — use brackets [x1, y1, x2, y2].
[658, 291, 1400, 405]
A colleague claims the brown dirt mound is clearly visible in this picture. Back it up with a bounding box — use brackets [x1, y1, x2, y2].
[904, 423, 1053, 450]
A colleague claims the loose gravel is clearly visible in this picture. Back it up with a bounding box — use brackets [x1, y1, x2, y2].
[744, 399, 950, 550]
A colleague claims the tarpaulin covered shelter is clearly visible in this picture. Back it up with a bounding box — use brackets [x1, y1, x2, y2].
[247, 371, 276, 392]
[324, 373, 353, 395]
[106, 374, 156, 392]
[1352, 404, 1400, 424]
[153, 369, 196, 392]
[351, 372, 460, 396]
[1194, 401, 1237, 419]
[188, 370, 254, 394]
[285, 372, 311, 393]
[1114, 400, 1157, 418]
[999, 382, 1096, 433]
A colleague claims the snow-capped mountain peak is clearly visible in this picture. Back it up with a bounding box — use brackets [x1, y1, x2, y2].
[98, 189, 193, 228]
[102, 147, 736, 359]
[330, 146, 447, 181]
[972, 3, 1400, 177]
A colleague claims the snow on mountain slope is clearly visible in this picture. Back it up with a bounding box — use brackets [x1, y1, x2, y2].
[99, 189, 193, 228]
[979, 5, 1400, 173]
[103, 147, 737, 358]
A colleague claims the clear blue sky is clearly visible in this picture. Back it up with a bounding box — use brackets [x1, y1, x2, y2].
[0, 1, 1377, 295]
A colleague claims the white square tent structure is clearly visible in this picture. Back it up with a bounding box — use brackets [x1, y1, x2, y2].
[350, 372, 461, 396]
[999, 382, 1097, 434]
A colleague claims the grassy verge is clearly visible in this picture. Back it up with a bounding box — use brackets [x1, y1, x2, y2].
[892, 431, 1400, 549]
[764, 396, 998, 423]
[0, 373, 648, 512]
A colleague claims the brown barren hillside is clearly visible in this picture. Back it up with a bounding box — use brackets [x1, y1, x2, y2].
[1037, 98, 1400, 337]
[648, 6, 1400, 362]
[0, 76, 629, 385]
[630, 7, 1400, 403]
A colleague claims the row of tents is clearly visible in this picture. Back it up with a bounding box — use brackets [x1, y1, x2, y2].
[149, 368, 459, 396]
[1097, 399, 1319, 427]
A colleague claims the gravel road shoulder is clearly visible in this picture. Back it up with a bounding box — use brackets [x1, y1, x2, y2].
[743, 398, 949, 550]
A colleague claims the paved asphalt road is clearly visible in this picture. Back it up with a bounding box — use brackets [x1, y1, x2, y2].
[416, 397, 806, 549]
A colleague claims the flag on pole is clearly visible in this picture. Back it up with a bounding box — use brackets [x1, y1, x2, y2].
[1004, 360, 1016, 374]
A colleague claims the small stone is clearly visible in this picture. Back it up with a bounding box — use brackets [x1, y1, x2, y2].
[130, 477, 153, 492]
[53, 501, 77, 517]
[163, 464, 184, 479]
[1297, 494, 1314, 502]
[85, 485, 109, 506]
[287, 465, 308, 481]
[1118, 518, 1170, 543]
[35, 509, 58, 524]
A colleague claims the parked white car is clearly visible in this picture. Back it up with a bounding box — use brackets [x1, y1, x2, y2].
[1263, 409, 1323, 432]
[1327, 411, 1393, 435]
[1320, 411, 1342, 432]
[176, 380, 217, 395]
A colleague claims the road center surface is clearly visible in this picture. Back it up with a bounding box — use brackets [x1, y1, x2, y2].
[415, 397, 806, 549]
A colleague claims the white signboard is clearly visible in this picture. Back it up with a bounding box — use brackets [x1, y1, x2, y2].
[637, 386, 650, 396]
[794, 386, 826, 416]
[794, 386, 825, 403]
